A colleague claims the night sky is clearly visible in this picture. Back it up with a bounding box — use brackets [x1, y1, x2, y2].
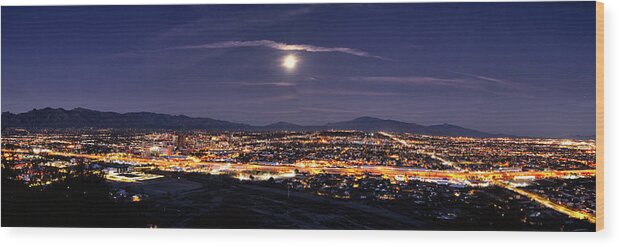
[1, 2, 596, 137]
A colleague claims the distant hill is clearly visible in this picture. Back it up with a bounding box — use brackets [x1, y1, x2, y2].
[324, 117, 433, 134]
[321, 117, 509, 137]
[1, 107, 250, 130]
[427, 123, 505, 138]
[1, 108, 507, 138]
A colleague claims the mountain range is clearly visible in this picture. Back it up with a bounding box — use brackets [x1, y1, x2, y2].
[1, 107, 507, 138]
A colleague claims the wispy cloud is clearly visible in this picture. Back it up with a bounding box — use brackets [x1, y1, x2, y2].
[351, 75, 527, 97]
[352, 76, 468, 86]
[160, 40, 389, 60]
[301, 88, 402, 97]
[446, 71, 525, 89]
[158, 7, 316, 38]
[353, 75, 521, 89]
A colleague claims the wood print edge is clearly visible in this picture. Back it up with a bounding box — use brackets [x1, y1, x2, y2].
[596, 1, 604, 232]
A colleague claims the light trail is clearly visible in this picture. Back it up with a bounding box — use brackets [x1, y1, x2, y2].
[2, 148, 595, 181]
[379, 131, 461, 171]
[3, 148, 596, 222]
[497, 182, 596, 223]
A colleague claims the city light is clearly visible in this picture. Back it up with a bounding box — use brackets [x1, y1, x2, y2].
[1, 128, 597, 229]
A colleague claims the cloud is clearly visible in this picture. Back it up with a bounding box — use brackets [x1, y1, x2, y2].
[352, 76, 468, 86]
[445, 71, 526, 89]
[158, 7, 316, 38]
[353, 75, 520, 89]
[351, 75, 527, 97]
[162, 40, 389, 60]
[301, 89, 402, 97]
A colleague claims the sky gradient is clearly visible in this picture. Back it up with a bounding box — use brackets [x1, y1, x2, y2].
[1, 2, 596, 137]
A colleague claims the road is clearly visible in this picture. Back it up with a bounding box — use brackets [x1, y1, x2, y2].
[2, 148, 597, 223]
[378, 131, 461, 171]
[497, 181, 596, 223]
[2, 148, 595, 181]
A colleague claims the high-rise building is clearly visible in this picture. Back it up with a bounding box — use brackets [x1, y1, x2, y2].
[176, 132, 186, 150]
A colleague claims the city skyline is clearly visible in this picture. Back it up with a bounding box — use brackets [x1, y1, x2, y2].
[2, 3, 595, 137]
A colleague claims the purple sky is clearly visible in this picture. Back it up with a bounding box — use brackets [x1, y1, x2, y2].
[1, 2, 596, 137]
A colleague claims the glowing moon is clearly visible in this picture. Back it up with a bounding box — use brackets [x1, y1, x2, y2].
[282, 54, 298, 70]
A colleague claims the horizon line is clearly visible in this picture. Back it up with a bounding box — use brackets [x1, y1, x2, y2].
[1, 106, 597, 139]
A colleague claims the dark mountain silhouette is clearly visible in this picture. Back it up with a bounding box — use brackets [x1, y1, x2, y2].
[1, 107, 250, 130]
[1, 108, 507, 137]
[324, 117, 436, 134]
[427, 123, 503, 138]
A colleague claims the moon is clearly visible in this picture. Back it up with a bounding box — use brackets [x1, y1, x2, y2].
[282, 54, 298, 70]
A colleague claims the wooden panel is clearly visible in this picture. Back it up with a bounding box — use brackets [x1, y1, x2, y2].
[596, 1, 604, 232]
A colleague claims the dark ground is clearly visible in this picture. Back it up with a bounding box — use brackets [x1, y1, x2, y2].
[2, 172, 595, 231]
[2, 175, 149, 227]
